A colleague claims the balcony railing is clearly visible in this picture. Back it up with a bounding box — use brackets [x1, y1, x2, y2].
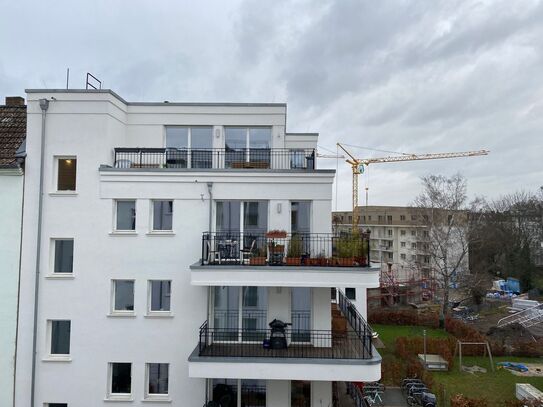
[200, 232, 370, 267]
[113, 148, 316, 170]
[198, 321, 373, 360]
[337, 289, 374, 350]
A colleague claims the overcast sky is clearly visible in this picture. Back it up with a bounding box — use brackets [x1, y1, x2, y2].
[1, 0, 542, 210]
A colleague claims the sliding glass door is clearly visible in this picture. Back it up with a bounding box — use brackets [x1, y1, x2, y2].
[291, 288, 311, 343]
[213, 286, 268, 342]
[225, 127, 271, 168]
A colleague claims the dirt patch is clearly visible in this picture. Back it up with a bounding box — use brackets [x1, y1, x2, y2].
[507, 363, 543, 377]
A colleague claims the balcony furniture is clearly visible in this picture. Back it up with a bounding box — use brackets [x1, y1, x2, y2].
[205, 241, 221, 264]
[115, 159, 132, 169]
[217, 239, 239, 262]
[165, 148, 188, 168]
[240, 239, 256, 265]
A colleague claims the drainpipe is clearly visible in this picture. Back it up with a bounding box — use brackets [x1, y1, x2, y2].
[30, 98, 49, 407]
[206, 182, 213, 322]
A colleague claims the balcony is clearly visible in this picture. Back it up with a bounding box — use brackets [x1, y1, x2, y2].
[188, 290, 381, 382]
[191, 232, 379, 288]
[113, 147, 316, 170]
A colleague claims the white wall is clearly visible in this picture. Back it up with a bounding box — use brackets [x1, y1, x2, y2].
[0, 168, 24, 407]
[16, 91, 338, 406]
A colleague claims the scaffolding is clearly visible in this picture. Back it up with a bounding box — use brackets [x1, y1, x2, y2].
[368, 263, 438, 307]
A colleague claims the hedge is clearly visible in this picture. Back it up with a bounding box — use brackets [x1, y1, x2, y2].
[368, 309, 439, 328]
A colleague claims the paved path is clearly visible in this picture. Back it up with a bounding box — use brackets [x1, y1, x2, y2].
[381, 387, 408, 406]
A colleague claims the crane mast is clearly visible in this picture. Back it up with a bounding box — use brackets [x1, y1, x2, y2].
[336, 143, 489, 231]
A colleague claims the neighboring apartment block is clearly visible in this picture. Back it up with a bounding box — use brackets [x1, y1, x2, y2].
[0, 96, 26, 407]
[333, 206, 432, 280]
[16, 89, 380, 407]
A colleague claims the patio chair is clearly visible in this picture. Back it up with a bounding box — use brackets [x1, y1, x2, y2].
[240, 239, 256, 264]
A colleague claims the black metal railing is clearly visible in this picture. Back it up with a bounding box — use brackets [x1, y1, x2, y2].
[113, 148, 316, 170]
[201, 232, 371, 267]
[198, 320, 373, 360]
[337, 289, 373, 357]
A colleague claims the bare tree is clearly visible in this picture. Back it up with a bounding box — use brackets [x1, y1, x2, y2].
[413, 174, 483, 316]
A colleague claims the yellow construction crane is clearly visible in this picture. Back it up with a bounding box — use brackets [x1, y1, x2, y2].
[334, 143, 489, 230]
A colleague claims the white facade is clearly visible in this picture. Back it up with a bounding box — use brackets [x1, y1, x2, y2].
[16, 90, 380, 407]
[0, 166, 24, 407]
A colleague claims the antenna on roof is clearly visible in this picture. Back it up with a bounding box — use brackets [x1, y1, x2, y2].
[85, 72, 102, 90]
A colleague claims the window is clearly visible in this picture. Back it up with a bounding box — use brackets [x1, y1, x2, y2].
[387, 215, 392, 223]
[348, 215, 352, 222]
[152, 200, 173, 231]
[146, 363, 169, 397]
[378, 215, 383, 222]
[149, 281, 171, 313]
[412, 243, 417, 249]
[165, 126, 213, 168]
[387, 229, 393, 237]
[225, 127, 271, 168]
[109, 363, 132, 397]
[411, 215, 417, 221]
[291, 381, 310, 407]
[116, 200, 136, 231]
[411, 255, 416, 261]
[401, 253, 406, 260]
[113, 280, 134, 313]
[423, 230, 429, 238]
[400, 230, 406, 236]
[400, 215, 406, 221]
[53, 239, 73, 273]
[401, 241, 406, 248]
[411, 230, 416, 236]
[56, 157, 76, 191]
[368, 215, 372, 221]
[388, 252, 393, 260]
[50, 320, 70, 355]
[211, 379, 266, 406]
[345, 288, 356, 300]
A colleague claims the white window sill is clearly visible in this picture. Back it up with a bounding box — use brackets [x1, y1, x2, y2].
[109, 231, 138, 236]
[107, 312, 136, 318]
[45, 273, 75, 280]
[144, 312, 174, 319]
[49, 191, 78, 196]
[146, 231, 175, 236]
[42, 355, 72, 362]
[142, 396, 171, 403]
[104, 395, 134, 402]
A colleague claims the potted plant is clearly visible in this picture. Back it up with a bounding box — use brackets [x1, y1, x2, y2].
[352, 232, 368, 266]
[250, 247, 267, 265]
[286, 234, 302, 265]
[336, 236, 355, 266]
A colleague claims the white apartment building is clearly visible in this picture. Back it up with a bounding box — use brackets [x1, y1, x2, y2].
[16, 89, 381, 407]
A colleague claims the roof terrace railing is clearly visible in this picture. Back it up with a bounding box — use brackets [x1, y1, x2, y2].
[200, 231, 371, 267]
[114, 148, 316, 170]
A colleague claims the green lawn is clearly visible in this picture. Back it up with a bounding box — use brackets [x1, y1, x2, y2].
[371, 325, 543, 406]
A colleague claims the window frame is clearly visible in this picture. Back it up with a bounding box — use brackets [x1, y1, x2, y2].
[151, 200, 174, 232]
[48, 238, 75, 278]
[147, 280, 173, 316]
[111, 280, 136, 316]
[107, 362, 133, 401]
[145, 363, 170, 400]
[114, 200, 137, 232]
[45, 320, 71, 362]
[53, 155, 77, 193]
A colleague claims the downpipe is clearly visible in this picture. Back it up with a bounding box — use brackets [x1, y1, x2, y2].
[30, 98, 49, 407]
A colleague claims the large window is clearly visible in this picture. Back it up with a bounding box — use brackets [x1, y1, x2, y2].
[211, 379, 265, 407]
[152, 200, 173, 231]
[149, 280, 171, 313]
[291, 381, 310, 407]
[146, 363, 169, 397]
[165, 126, 213, 168]
[113, 280, 135, 313]
[50, 320, 71, 355]
[56, 157, 77, 191]
[53, 239, 73, 274]
[213, 286, 267, 341]
[116, 200, 136, 231]
[109, 363, 132, 396]
[225, 127, 271, 168]
[291, 288, 311, 342]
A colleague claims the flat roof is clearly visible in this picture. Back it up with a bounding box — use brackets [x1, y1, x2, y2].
[25, 89, 287, 108]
